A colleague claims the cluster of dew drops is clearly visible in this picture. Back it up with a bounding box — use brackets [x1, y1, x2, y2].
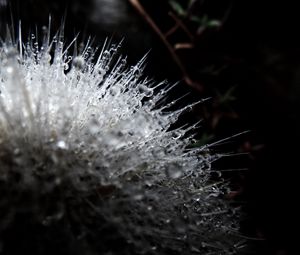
[0, 22, 245, 255]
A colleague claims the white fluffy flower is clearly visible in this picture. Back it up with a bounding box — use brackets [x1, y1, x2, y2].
[0, 24, 244, 255]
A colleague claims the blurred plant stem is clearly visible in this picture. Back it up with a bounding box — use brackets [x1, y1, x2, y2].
[128, 0, 204, 92]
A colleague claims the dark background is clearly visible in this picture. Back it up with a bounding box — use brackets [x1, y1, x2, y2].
[1, 1, 299, 254]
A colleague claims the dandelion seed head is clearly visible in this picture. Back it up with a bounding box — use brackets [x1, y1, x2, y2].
[0, 24, 244, 254]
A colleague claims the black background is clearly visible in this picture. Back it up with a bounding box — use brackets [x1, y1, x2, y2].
[1, 1, 299, 254]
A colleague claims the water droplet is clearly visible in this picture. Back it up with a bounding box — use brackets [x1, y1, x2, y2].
[165, 163, 182, 179]
[44, 53, 51, 62]
[131, 66, 141, 78]
[138, 85, 153, 97]
[151, 246, 157, 251]
[87, 46, 92, 53]
[64, 63, 69, 70]
[6, 47, 18, 59]
[73, 56, 85, 70]
[42, 209, 64, 226]
[102, 50, 110, 60]
[6, 66, 14, 74]
[172, 131, 182, 139]
[145, 181, 153, 187]
[133, 194, 144, 201]
[57, 140, 68, 149]
[12, 147, 20, 155]
[120, 58, 127, 67]
[196, 220, 204, 226]
[167, 169, 182, 179]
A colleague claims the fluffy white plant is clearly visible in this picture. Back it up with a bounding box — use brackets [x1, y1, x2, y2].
[0, 23, 245, 255]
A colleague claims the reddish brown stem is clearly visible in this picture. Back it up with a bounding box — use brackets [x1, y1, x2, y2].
[165, 23, 179, 38]
[128, 0, 203, 92]
[168, 12, 194, 42]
